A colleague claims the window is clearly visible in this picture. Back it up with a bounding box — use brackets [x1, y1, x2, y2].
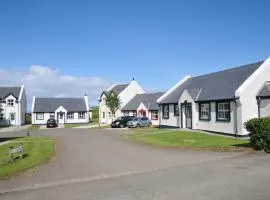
[124, 111, 129, 116]
[162, 104, 169, 119]
[199, 102, 211, 120]
[50, 113, 55, 119]
[36, 113, 44, 120]
[67, 112, 74, 119]
[102, 112, 105, 119]
[0, 113, 4, 120]
[216, 102, 230, 121]
[108, 112, 111, 118]
[7, 99, 14, 106]
[174, 104, 179, 116]
[151, 110, 158, 120]
[78, 112, 85, 119]
[132, 111, 137, 116]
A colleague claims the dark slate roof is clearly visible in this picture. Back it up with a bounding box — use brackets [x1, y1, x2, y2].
[159, 61, 263, 103]
[0, 87, 21, 100]
[33, 98, 87, 112]
[109, 84, 129, 95]
[257, 82, 270, 97]
[122, 92, 164, 111]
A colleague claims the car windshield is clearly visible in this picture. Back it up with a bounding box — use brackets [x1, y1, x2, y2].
[132, 117, 141, 121]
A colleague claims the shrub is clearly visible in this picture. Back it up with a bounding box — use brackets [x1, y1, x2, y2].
[244, 117, 270, 152]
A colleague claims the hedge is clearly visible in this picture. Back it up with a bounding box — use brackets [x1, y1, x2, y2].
[244, 117, 270, 152]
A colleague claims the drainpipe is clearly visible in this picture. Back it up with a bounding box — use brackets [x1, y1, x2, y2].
[257, 97, 261, 118]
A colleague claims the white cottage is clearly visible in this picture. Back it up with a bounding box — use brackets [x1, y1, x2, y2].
[99, 80, 145, 124]
[157, 58, 270, 136]
[121, 92, 164, 126]
[0, 86, 27, 126]
[32, 95, 89, 125]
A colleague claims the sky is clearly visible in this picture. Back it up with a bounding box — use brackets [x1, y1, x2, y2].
[0, 0, 270, 108]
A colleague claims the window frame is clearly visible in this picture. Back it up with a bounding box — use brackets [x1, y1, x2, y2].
[78, 112, 85, 119]
[132, 111, 137, 117]
[162, 104, 169, 119]
[7, 99, 14, 107]
[216, 101, 231, 122]
[67, 112, 74, 119]
[36, 113, 44, 120]
[151, 110, 158, 120]
[174, 104, 179, 116]
[199, 102, 211, 121]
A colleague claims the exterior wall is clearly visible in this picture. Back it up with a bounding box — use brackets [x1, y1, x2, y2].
[32, 112, 89, 125]
[260, 99, 270, 117]
[99, 80, 145, 124]
[235, 59, 270, 135]
[195, 101, 236, 134]
[2, 95, 20, 126]
[160, 104, 180, 127]
[136, 102, 160, 126]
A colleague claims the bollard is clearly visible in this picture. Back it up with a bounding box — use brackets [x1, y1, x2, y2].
[27, 130, 30, 137]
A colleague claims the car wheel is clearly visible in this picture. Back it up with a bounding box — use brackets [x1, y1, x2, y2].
[136, 124, 139, 128]
[148, 123, 152, 127]
[120, 124, 124, 128]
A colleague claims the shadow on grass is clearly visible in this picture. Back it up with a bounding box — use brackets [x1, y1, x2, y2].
[0, 137, 24, 143]
[232, 142, 253, 148]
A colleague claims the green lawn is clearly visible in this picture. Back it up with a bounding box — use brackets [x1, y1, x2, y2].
[0, 137, 54, 178]
[128, 129, 251, 150]
[26, 125, 40, 130]
[64, 124, 84, 128]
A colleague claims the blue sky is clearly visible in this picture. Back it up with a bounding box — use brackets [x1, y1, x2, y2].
[0, 0, 270, 105]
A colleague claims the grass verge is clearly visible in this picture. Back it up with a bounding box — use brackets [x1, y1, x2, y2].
[0, 137, 54, 178]
[64, 124, 84, 128]
[127, 129, 251, 151]
[26, 125, 40, 130]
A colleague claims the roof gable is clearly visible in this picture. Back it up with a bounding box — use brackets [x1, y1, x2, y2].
[109, 84, 129, 95]
[0, 87, 21, 100]
[122, 92, 164, 111]
[257, 82, 270, 97]
[159, 61, 263, 103]
[33, 98, 87, 112]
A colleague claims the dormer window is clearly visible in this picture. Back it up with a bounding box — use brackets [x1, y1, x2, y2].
[7, 99, 14, 106]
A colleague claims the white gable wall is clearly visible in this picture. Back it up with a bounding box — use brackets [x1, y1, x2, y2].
[235, 58, 270, 135]
[99, 80, 145, 124]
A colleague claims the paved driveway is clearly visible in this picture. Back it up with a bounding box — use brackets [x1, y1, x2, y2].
[0, 128, 242, 193]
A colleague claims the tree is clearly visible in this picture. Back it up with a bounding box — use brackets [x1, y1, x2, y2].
[0, 104, 3, 125]
[105, 91, 121, 121]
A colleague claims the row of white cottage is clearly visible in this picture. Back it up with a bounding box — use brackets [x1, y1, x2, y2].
[0, 86, 91, 126]
[99, 58, 270, 136]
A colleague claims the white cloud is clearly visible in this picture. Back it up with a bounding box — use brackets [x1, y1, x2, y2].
[0, 65, 112, 110]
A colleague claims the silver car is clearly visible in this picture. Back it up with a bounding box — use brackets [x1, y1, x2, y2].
[127, 117, 152, 128]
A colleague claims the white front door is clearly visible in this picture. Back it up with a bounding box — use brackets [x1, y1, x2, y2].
[57, 112, 65, 124]
[9, 113, 16, 125]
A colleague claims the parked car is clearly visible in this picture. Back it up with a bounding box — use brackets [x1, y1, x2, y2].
[111, 116, 135, 128]
[46, 118, 58, 128]
[127, 117, 152, 128]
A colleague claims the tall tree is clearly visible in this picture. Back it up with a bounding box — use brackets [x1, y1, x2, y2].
[105, 91, 121, 121]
